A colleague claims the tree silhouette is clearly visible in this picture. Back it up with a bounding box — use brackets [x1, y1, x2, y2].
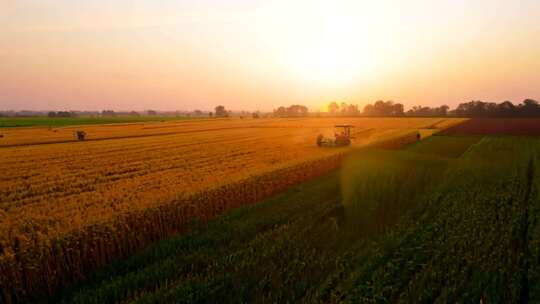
[328, 102, 339, 114]
[363, 100, 404, 116]
[407, 105, 449, 117]
[274, 105, 309, 117]
[215, 105, 228, 117]
[450, 99, 540, 117]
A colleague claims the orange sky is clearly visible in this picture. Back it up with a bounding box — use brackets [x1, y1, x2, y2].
[1, 0, 540, 111]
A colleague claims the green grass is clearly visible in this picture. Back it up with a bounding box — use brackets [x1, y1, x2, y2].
[0, 116, 194, 128]
[52, 136, 540, 303]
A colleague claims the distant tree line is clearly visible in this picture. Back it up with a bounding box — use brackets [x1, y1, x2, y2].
[5, 98, 540, 119]
[273, 105, 309, 117]
[363, 101, 404, 116]
[452, 99, 540, 117]
[407, 105, 449, 117]
[214, 105, 229, 117]
[327, 102, 360, 115]
[324, 99, 540, 117]
[101, 110, 116, 117]
[46, 110, 162, 118]
[48, 111, 78, 118]
[406, 99, 540, 117]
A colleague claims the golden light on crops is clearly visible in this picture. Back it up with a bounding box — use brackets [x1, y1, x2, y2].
[0, 117, 466, 301]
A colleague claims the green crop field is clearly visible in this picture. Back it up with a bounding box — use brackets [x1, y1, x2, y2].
[0, 116, 192, 128]
[405, 134, 483, 158]
[52, 135, 540, 303]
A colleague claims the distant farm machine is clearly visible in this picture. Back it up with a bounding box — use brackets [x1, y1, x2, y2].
[317, 125, 354, 147]
[75, 131, 87, 141]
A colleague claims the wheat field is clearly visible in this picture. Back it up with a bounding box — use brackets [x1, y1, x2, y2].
[0, 117, 464, 302]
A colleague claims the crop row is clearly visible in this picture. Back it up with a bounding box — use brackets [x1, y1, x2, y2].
[347, 137, 540, 302]
[0, 151, 347, 303]
[0, 118, 461, 302]
[47, 135, 540, 303]
[0, 123, 440, 256]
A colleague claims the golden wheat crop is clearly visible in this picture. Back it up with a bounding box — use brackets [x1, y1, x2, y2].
[0, 117, 465, 302]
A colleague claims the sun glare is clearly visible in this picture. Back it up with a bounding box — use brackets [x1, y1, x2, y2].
[279, 1, 380, 86]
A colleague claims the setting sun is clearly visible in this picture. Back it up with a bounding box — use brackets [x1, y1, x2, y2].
[278, 0, 378, 85]
[2, 1, 539, 110]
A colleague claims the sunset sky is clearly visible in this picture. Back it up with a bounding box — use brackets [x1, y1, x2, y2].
[1, 0, 540, 112]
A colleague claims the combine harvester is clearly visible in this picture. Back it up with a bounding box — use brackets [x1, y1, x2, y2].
[317, 125, 354, 147]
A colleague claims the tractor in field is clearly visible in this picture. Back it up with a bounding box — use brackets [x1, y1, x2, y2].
[317, 125, 353, 147]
